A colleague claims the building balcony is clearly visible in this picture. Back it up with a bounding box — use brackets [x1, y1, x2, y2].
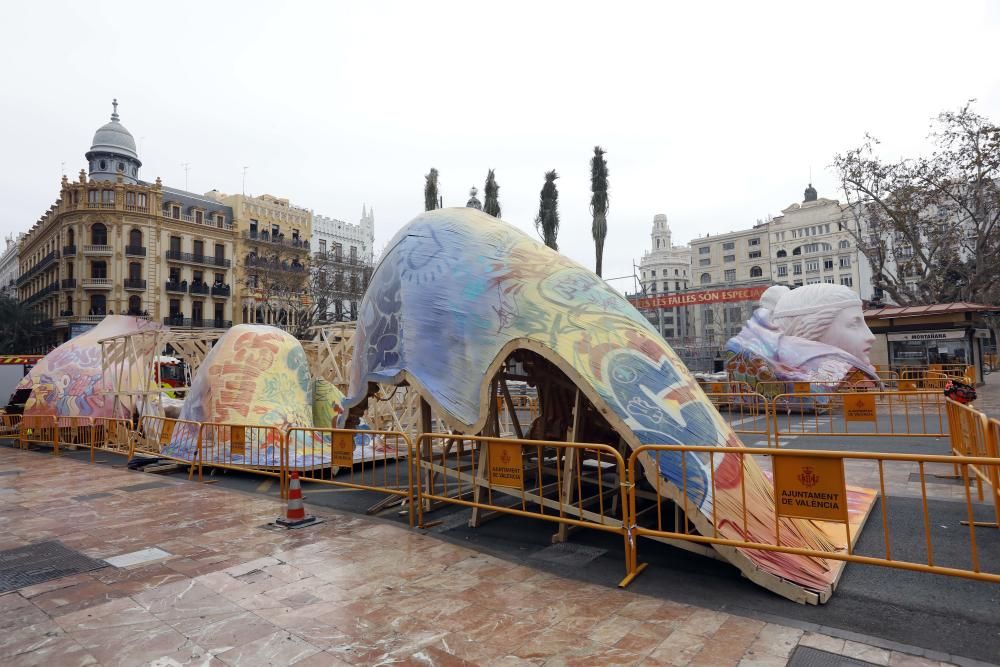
[312, 251, 370, 268]
[63, 245, 77, 256]
[86, 202, 117, 210]
[244, 255, 307, 274]
[165, 281, 187, 294]
[81, 277, 113, 289]
[211, 284, 231, 297]
[16, 250, 59, 286]
[83, 244, 113, 255]
[23, 282, 60, 305]
[243, 230, 310, 252]
[61, 278, 76, 289]
[165, 250, 231, 268]
[124, 278, 147, 290]
[166, 211, 235, 231]
[125, 245, 146, 257]
[189, 282, 210, 295]
[163, 316, 232, 329]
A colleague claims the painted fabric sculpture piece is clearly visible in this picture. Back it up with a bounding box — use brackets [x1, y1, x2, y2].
[345, 207, 874, 602]
[725, 284, 881, 399]
[161, 325, 387, 467]
[16, 315, 162, 418]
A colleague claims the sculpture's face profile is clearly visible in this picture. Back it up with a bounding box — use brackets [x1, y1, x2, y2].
[816, 304, 876, 365]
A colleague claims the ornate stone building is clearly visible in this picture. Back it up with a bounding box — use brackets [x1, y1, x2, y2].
[17, 101, 237, 347]
[206, 191, 312, 329]
[637, 214, 692, 339]
[310, 207, 374, 322]
[0, 233, 24, 299]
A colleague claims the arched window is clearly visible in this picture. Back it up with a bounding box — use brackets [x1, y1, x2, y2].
[128, 295, 142, 315]
[700, 273, 711, 285]
[792, 246, 802, 256]
[776, 249, 786, 258]
[67, 228, 75, 246]
[129, 262, 141, 280]
[750, 266, 763, 278]
[129, 228, 142, 247]
[91, 223, 107, 246]
[656, 239, 661, 249]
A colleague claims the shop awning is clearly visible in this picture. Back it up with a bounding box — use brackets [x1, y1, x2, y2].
[864, 302, 1000, 320]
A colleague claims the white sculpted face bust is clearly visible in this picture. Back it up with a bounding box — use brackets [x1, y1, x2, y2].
[767, 284, 877, 366]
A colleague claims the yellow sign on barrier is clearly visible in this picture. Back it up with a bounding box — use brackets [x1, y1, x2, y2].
[332, 431, 354, 467]
[773, 455, 848, 522]
[488, 441, 524, 489]
[844, 393, 877, 422]
[230, 425, 246, 457]
[793, 382, 811, 394]
[159, 419, 176, 445]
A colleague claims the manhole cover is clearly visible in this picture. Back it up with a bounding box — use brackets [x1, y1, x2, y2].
[0, 541, 106, 594]
[788, 646, 880, 667]
[119, 481, 171, 493]
[528, 542, 607, 567]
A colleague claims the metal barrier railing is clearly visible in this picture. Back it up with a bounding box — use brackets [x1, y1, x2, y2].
[287, 427, 415, 525]
[414, 433, 634, 580]
[137, 416, 203, 479]
[755, 379, 891, 398]
[56, 416, 94, 454]
[946, 399, 1000, 527]
[497, 396, 540, 437]
[772, 391, 947, 446]
[625, 444, 1000, 587]
[699, 380, 755, 395]
[0, 414, 22, 439]
[19, 415, 60, 453]
[705, 392, 771, 447]
[197, 422, 286, 495]
[91, 417, 135, 462]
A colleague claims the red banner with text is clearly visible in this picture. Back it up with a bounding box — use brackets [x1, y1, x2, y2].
[627, 285, 769, 311]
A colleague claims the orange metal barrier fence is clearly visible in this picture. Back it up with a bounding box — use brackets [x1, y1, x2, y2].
[19, 415, 60, 453]
[946, 399, 1000, 527]
[705, 392, 771, 447]
[196, 422, 286, 493]
[287, 427, 414, 525]
[772, 391, 947, 446]
[56, 417, 94, 453]
[624, 444, 1000, 589]
[90, 417, 135, 462]
[137, 416, 203, 479]
[0, 414, 22, 439]
[414, 433, 635, 580]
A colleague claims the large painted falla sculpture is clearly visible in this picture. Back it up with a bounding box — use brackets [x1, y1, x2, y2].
[15, 315, 162, 418]
[725, 284, 881, 399]
[344, 208, 874, 602]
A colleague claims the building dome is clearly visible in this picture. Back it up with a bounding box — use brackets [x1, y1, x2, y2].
[86, 99, 141, 184]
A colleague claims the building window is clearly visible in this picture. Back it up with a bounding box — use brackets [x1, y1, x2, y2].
[215, 244, 225, 262]
[792, 264, 802, 275]
[825, 277, 835, 284]
[102, 190, 114, 204]
[193, 240, 204, 257]
[722, 242, 734, 251]
[650, 269, 656, 277]
[804, 243, 819, 253]
[750, 266, 763, 278]
[89, 294, 106, 316]
[129, 229, 142, 247]
[792, 247, 802, 255]
[674, 269, 679, 276]
[699, 258, 710, 266]
[319, 239, 326, 253]
[840, 276, 854, 287]
[195, 211, 203, 225]
[91, 223, 107, 246]
[724, 269, 736, 282]
[170, 236, 181, 253]
[807, 277, 821, 285]
[748, 250, 761, 259]
[704, 309, 714, 324]
[723, 255, 735, 263]
[128, 262, 141, 280]
[675, 281, 680, 290]
[823, 258, 834, 271]
[777, 265, 787, 277]
[776, 249, 787, 258]
[699, 246, 710, 255]
[649, 282, 657, 293]
[748, 238, 760, 246]
[839, 256, 851, 268]
[806, 260, 819, 273]
[137, 193, 147, 208]
[91, 261, 107, 279]
[171, 205, 180, 219]
[839, 240, 850, 249]
[794, 280, 803, 286]
[700, 273, 711, 285]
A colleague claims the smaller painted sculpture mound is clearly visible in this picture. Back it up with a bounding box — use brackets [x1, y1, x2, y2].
[725, 285, 881, 401]
[16, 315, 162, 419]
[161, 325, 391, 468]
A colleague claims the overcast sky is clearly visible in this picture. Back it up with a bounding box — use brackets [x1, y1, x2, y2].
[3, 1, 999, 292]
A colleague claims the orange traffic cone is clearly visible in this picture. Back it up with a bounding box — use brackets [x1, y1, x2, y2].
[275, 472, 320, 528]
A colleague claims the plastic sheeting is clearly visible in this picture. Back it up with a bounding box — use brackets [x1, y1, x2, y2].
[16, 315, 161, 419]
[346, 208, 867, 596]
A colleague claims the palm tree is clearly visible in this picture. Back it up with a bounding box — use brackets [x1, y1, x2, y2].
[483, 169, 501, 218]
[0, 298, 41, 354]
[424, 168, 439, 211]
[535, 170, 560, 250]
[590, 146, 609, 277]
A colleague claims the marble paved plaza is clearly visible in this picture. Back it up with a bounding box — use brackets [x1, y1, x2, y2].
[0, 446, 967, 667]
